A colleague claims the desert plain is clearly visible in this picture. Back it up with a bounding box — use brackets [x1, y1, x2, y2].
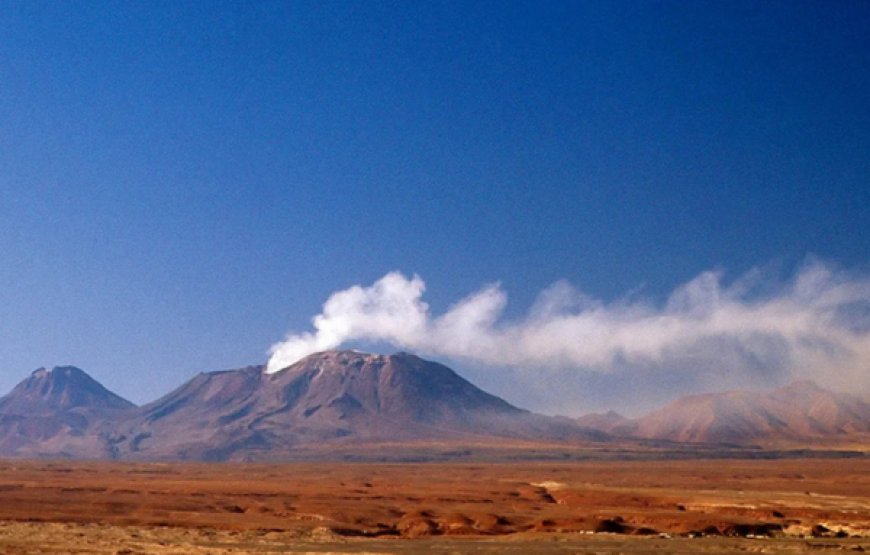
[0, 457, 869, 554]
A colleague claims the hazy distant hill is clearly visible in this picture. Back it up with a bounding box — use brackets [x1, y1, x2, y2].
[620, 381, 870, 445]
[574, 410, 638, 437]
[0, 366, 135, 459]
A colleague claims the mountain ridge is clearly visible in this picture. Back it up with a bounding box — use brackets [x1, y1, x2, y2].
[108, 350, 604, 461]
[591, 380, 870, 445]
[0, 353, 867, 460]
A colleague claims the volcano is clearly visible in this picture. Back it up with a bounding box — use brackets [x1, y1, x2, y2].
[111, 351, 605, 461]
[4, 354, 865, 461]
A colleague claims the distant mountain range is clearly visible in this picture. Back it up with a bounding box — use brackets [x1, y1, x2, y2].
[0, 351, 868, 461]
[613, 380, 870, 445]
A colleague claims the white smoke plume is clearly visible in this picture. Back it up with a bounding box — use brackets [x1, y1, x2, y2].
[266, 262, 870, 392]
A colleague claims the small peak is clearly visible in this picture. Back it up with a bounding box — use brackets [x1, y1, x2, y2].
[781, 380, 824, 393]
[12, 364, 135, 411]
[30, 366, 86, 378]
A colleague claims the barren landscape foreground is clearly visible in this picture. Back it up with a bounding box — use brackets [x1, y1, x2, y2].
[1, 459, 870, 554]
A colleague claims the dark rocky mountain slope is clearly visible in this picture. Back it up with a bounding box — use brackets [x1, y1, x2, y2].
[111, 351, 605, 461]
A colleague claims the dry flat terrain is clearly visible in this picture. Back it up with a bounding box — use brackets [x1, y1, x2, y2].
[0, 459, 869, 553]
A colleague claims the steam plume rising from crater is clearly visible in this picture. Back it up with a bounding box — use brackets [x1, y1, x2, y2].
[266, 263, 870, 391]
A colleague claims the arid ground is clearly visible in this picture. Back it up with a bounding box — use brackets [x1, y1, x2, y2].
[0, 457, 869, 553]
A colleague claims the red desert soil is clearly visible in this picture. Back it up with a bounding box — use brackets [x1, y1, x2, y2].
[0, 458, 869, 553]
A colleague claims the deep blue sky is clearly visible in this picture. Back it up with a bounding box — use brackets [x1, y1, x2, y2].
[1, 1, 868, 411]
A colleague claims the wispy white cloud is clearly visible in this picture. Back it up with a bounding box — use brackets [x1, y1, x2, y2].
[266, 262, 870, 394]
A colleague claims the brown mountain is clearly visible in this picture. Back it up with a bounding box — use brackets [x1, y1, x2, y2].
[6, 356, 864, 460]
[112, 351, 605, 461]
[0, 366, 135, 458]
[626, 380, 870, 445]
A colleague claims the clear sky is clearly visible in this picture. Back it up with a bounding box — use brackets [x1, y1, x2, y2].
[1, 1, 868, 415]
